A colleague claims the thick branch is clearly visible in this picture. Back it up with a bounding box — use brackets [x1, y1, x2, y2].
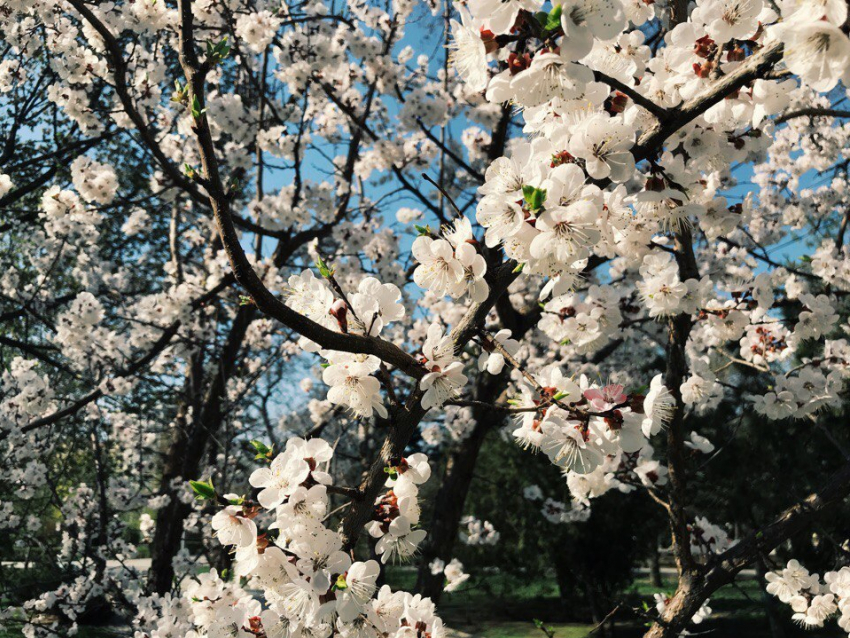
[633, 42, 783, 162]
[776, 108, 850, 124]
[644, 460, 850, 637]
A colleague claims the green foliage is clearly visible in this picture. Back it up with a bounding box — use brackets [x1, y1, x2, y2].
[250, 439, 274, 461]
[440, 434, 662, 624]
[189, 479, 215, 501]
[206, 37, 231, 65]
[522, 185, 547, 211]
[315, 255, 335, 278]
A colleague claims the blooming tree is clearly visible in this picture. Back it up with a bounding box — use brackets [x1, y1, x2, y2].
[2, 0, 850, 635]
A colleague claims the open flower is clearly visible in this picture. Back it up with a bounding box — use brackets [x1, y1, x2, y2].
[467, 0, 544, 34]
[412, 236, 463, 296]
[374, 516, 427, 564]
[249, 453, 311, 509]
[211, 506, 258, 548]
[556, 0, 626, 60]
[539, 411, 602, 474]
[323, 353, 387, 418]
[420, 362, 468, 410]
[449, 7, 490, 91]
[570, 115, 635, 183]
[773, 20, 850, 92]
[477, 196, 526, 248]
[642, 375, 675, 436]
[335, 560, 380, 621]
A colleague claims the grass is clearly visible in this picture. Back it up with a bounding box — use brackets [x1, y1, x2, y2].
[1, 572, 838, 638]
[381, 570, 834, 638]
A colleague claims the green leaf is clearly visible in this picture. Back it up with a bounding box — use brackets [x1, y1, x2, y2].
[799, 255, 812, 262]
[250, 440, 273, 462]
[522, 185, 547, 211]
[250, 439, 271, 454]
[315, 255, 334, 278]
[207, 37, 231, 64]
[544, 5, 563, 32]
[189, 479, 215, 501]
[414, 224, 431, 236]
[512, 262, 525, 274]
[190, 94, 206, 120]
[552, 390, 569, 401]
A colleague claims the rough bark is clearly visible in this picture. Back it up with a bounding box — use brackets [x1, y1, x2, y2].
[643, 460, 850, 638]
[147, 305, 255, 593]
[414, 387, 500, 601]
[650, 543, 663, 588]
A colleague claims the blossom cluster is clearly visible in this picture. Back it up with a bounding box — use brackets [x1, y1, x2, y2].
[766, 560, 850, 631]
[138, 439, 443, 638]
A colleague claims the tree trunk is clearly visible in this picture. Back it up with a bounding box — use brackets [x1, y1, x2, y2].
[147, 306, 255, 593]
[756, 555, 787, 638]
[650, 542, 663, 588]
[642, 460, 850, 638]
[414, 373, 506, 603]
[414, 418, 490, 602]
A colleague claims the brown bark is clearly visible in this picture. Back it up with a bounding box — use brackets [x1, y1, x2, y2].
[414, 401, 496, 602]
[147, 305, 256, 593]
[643, 460, 850, 638]
[650, 543, 663, 588]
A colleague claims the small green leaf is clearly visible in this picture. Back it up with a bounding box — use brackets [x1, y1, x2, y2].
[522, 185, 547, 211]
[414, 224, 431, 236]
[315, 255, 334, 278]
[799, 255, 812, 262]
[190, 94, 206, 120]
[512, 262, 525, 274]
[207, 37, 231, 65]
[552, 391, 568, 401]
[544, 5, 563, 32]
[250, 440, 274, 462]
[189, 479, 215, 501]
